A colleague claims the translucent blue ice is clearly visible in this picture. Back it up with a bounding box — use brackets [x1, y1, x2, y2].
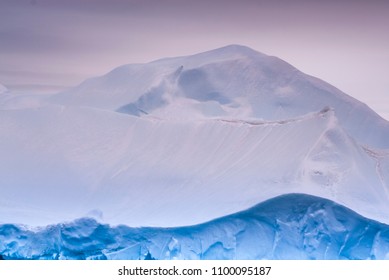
[1, 194, 388, 260]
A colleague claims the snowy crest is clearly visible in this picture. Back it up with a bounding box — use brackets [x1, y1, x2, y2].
[51, 45, 389, 148]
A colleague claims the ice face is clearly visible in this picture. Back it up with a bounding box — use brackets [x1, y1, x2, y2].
[1, 194, 388, 260]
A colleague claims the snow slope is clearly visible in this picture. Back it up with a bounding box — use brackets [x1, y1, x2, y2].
[1, 194, 389, 260]
[1, 45, 389, 228]
[0, 104, 388, 226]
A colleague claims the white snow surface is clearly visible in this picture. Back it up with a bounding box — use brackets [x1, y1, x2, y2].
[1, 45, 389, 227]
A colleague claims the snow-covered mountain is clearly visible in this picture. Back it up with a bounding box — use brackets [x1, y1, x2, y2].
[1, 194, 389, 260]
[51, 45, 389, 149]
[0, 45, 388, 230]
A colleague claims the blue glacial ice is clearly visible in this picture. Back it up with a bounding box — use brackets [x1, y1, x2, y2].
[1, 193, 389, 260]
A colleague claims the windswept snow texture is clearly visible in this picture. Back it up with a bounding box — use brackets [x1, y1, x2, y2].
[1, 45, 389, 228]
[1, 194, 389, 260]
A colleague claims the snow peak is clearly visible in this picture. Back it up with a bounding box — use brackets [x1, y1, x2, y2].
[118, 266, 179, 276]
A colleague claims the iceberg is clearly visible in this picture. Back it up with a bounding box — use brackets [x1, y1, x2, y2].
[1, 194, 388, 260]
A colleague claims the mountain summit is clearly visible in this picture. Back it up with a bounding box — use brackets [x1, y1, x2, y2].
[52, 45, 389, 149]
[1, 45, 389, 227]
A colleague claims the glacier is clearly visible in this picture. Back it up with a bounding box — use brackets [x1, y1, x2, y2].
[1, 194, 389, 260]
[1, 45, 389, 259]
[1, 45, 388, 227]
